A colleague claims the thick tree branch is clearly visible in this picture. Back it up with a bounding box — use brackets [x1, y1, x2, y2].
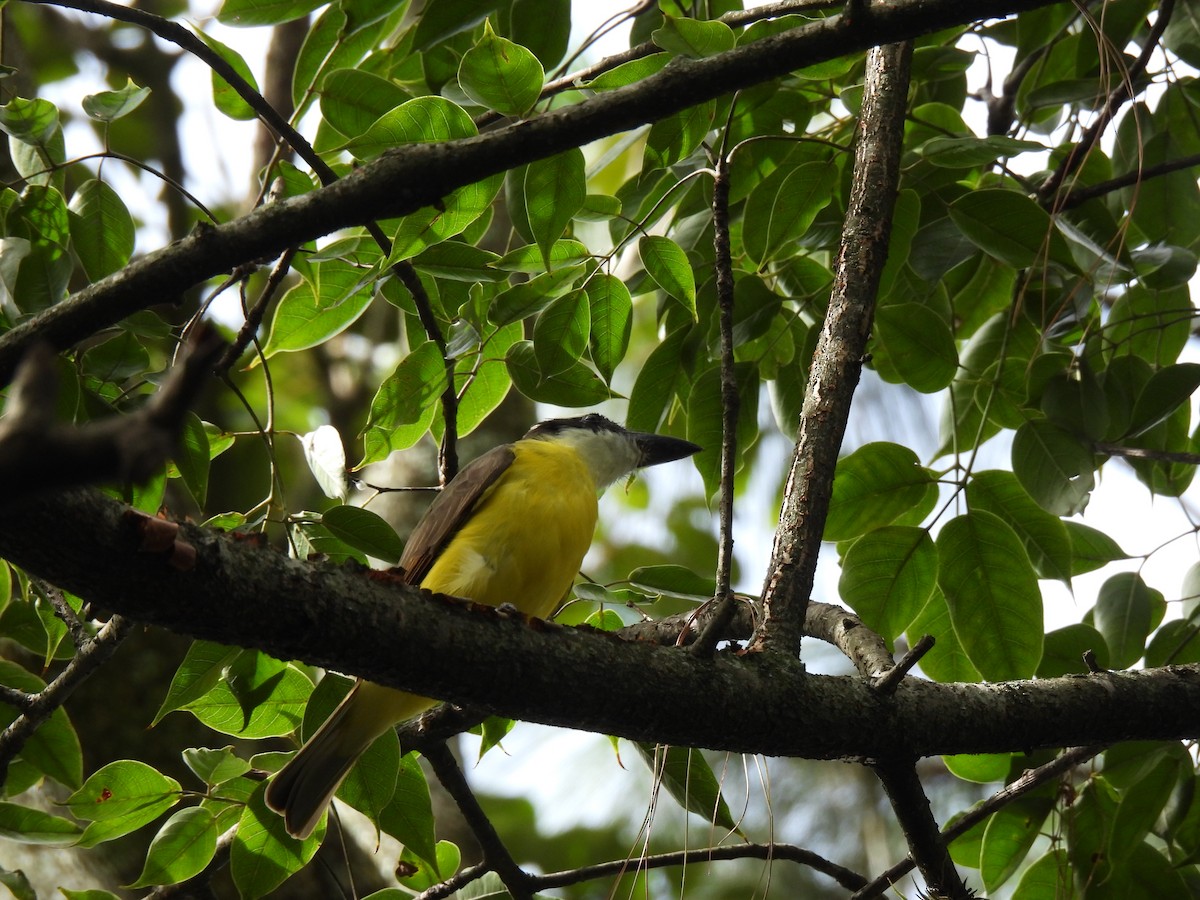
[0, 489, 1195, 760]
[0, 326, 225, 500]
[873, 756, 970, 899]
[0, 0, 1067, 388]
[753, 40, 913, 657]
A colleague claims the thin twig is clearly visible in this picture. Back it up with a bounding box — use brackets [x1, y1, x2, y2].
[1093, 441, 1200, 466]
[39, 579, 89, 648]
[1038, 0, 1176, 204]
[693, 148, 739, 658]
[0, 615, 134, 785]
[855, 745, 1104, 898]
[423, 742, 533, 899]
[872, 635, 935, 695]
[534, 841, 868, 892]
[1057, 152, 1200, 210]
[216, 247, 298, 375]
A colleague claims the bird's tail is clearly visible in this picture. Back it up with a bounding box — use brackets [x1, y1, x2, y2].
[265, 680, 434, 840]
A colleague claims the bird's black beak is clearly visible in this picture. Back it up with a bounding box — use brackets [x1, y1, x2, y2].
[632, 431, 702, 468]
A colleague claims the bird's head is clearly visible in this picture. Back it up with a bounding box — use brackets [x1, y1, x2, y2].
[524, 413, 700, 489]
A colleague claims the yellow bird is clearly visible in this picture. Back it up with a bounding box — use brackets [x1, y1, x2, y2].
[265, 413, 700, 839]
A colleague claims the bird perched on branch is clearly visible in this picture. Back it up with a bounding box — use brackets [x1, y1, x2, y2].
[266, 413, 700, 839]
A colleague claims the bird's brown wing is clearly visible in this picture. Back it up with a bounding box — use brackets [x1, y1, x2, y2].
[397, 444, 516, 585]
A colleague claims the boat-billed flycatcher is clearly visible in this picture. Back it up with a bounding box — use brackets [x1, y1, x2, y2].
[266, 413, 700, 839]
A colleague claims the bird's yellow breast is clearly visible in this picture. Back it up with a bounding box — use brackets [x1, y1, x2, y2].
[420, 439, 600, 618]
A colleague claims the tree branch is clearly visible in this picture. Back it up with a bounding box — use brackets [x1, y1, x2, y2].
[0, 326, 225, 501]
[0, 489, 1195, 759]
[0, 614, 133, 785]
[0, 0, 1068, 388]
[873, 755, 970, 899]
[753, 39, 913, 657]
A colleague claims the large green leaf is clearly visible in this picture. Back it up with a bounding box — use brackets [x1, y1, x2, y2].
[838, 526, 937, 640]
[936, 511, 1043, 680]
[824, 442, 933, 541]
[965, 470, 1072, 583]
[459, 21, 544, 117]
[262, 261, 375, 358]
[1093, 572, 1160, 669]
[523, 149, 586, 269]
[67, 760, 181, 848]
[1011, 419, 1095, 516]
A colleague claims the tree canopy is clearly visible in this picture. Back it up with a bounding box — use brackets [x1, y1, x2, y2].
[1, 0, 1200, 897]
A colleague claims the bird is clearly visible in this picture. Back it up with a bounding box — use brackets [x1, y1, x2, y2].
[265, 413, 701, 839]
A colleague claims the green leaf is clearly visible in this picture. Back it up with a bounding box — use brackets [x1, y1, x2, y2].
[153, 640, 243, 726]
[378, 755, 438, 870]
[644, 101, 715, 169]
[453, 321, 521, 436]
[319, 69, 409, 138]
[627, 324, 693, 433]
[301, 425, 348, 502]
[981, 797, 1054, 891]
[67, 760, 181, 848]
[639, 236, 696, 318]
[908, 591, 981, 683]
[1105, 285, 1192, 366]
[127, 807, 219, 888]
[183, 651, 310, 739]
[0, 97, 58, 144]
[652, 14, 735, 58]
[397, 840, 460, 891]
[839, 526, 937, 640]
[1012, 848, 1070, 900]
[1038, 623, 1109, 677]
[686, 363, 759, 498]
[824, 442, 934, 542]
[218, 0, 327, 26]
[944, 753, 1011, 783]
[488, 263, 586, 325]
[321, 505, 405, 564]
[0, 866, 36, 900]
[1011, 419, 1095, 516]
[458, 21, 544, 117]
[743, 162, 836, 266]
[182, 746, 251, 786]
[936, 511, 1043, 680]
[586, 53, 670, 90]
[1110, 754, 1180, 861]
[533, 290, 589, 377]
[523, 149, 586, 269]
[916, 135, 1047, 167]
[586, 273, 632, 383]
[1126, 362, 1200, 438]
[873, 302, 958, 393]
[81, 79, 150, 122]
[412, 0, 504, 51]
[633, 742, 737, 832]
[949, 189, 1066, 269]
[505, 340, 611, 406]
[171, 413, 211, 508]
[1064, 521, 1129, 575]
[966, 470, 1072, 583]
[360, 341, 449, 466]
[0, 801, 82, 845]
[628, 565, 715, 600]
[1093, 572, 1159, 669]
[196, 32, 260, 120]
[231, 784, 323, 899]
[262, 261, 375, 358]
